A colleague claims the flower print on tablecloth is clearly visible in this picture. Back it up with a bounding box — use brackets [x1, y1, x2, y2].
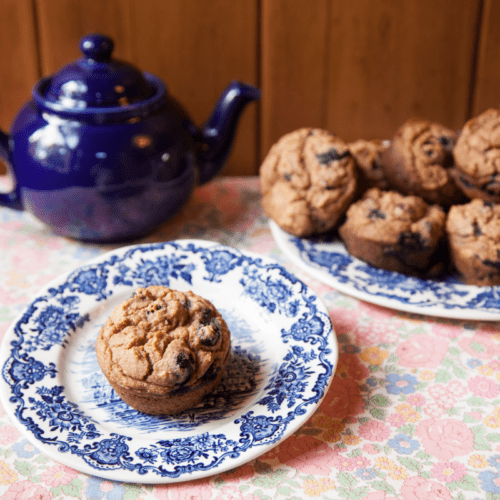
[84, 476, 127, 500]
[431, 461, 468, 483]
[400, 475, 453, 499]
[459, 332, 500, 360]
[276, 435, 339, 476]
[11, 439, 39, 459]
[385, 374, 418, 395]
[0, 425, 20, 445]
[295, 304, 500, 500]
[396, 334, 449, 369]
[388, 434, 420, 455]
[319, 376, 364, 420]
[1, 480, 52, 500]
[4, 177, 500, 499]
[41, 464, 79, 489]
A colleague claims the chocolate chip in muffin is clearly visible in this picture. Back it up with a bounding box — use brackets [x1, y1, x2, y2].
[381, 118, 463, 206]
[197, 320, 222, 348]
[446, 199, 500, 285]
[200, 329, 221, 348]
[316, 148, 351, 165]
[368, 208, 386, 219]
[339, 188, 446, 276]
[438, 135, 454, 151]
[95, 286, 231, 415]
[452, 109, 500, 203]
[170, 350, 195, 385]
[398, 231, 429, 252]
[482, 259, 500, 272]
[485, 175, 500, 196]
[260, 128, 358, 237]
[348, 138, 390, 194]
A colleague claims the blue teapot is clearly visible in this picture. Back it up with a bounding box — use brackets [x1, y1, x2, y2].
[0, 33, 260, 241]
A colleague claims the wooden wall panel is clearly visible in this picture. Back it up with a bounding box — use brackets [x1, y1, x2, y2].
[261, 0, 481, 157]
[261, 0, 330, 156]
[0, 0, 39, 175]
[324, 0, 480, 141]
[471, 0, 500, 115]
[1, 1, 500, 178]
[34, 0, 259, 176]
[125, 0, 259, 176]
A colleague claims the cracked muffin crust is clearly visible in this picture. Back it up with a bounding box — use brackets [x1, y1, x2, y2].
[446, 199, 500, 286]
[339, 188, 446, 275]
[260, 128, 358, 237]
[95, 286, 231, 415]
[348, 138, 390, 193]
[381, 118, 463, 206]
[452, 108, 500, 203]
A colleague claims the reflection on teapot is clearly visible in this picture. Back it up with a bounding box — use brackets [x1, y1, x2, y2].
[0, 33, 260, 241]
[28, 114, 81, 173]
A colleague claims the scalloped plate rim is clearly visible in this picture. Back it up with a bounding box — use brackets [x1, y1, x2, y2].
[270, 221, 500, 321]
[0, 238, 338, 483]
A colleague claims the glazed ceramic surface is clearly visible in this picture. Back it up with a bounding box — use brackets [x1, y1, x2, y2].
[0, 34, 260, 241]
[0, 239, 337, 483]
[270, 221, 500, 321]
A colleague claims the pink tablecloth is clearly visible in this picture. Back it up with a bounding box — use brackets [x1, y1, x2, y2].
[1, 175, 500, 500]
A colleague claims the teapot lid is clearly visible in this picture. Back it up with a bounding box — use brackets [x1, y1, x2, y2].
[33, 33, 166, 121]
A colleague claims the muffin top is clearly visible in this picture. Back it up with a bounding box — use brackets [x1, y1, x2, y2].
[453, 108, 500, 178]
[348, 138, 390, 192]
[340, 188, 446, 247]
[96, 286, 231, 396]
[381, 118, 462, 205]
[260, 128, 358, 236]
[446, 199, 500, 249]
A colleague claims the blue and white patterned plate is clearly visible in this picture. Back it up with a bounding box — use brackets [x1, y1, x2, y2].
[270, 221, 500, 321]
[0, 239, 337, 483]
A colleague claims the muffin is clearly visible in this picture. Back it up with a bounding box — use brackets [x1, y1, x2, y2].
[446, 199, 500, 285]
[348, 138, 390, 193]
[339, 188, 446, 275]
[95, 286, 231, 414]
[381, 118, 464, 206]
[260, 128, 358, 237]
[452, 108, 500, 203]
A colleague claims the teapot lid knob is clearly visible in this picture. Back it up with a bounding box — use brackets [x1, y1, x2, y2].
[79, 33, 114, 62]
[35, 31, 166, 116]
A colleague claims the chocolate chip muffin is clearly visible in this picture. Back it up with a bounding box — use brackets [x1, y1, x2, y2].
[95, 286, 231, 415]
[260, 128, 358, 237]
[452, 108, 500, 203]
[381, 118, 464, 206]
[348, 138, 390, 193]
[446, 199, 500, 286]
[339, 188, 446, 275]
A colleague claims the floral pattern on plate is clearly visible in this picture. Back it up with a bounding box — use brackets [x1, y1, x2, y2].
[270, 220, 500, 321]
[0, 239, 337, 483]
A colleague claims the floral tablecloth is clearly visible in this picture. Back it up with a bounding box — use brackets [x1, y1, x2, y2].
[1, 175, 500, 500]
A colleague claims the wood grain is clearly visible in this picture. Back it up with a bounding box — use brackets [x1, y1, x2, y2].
[261, 0, 330, 157]
[471, 0, 500, 115]
[324, 0, 480, 141]
[0, 1, 498, 178]
[261, 0, 481, 158]
[0, 0, 39, 175]
[35, 0, 259, 176]
[125, 0, 259, 176]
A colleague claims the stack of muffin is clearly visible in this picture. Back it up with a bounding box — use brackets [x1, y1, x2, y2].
[260, 109, 500, 286]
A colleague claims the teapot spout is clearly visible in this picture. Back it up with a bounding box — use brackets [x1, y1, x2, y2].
[198, 81, 260, 184]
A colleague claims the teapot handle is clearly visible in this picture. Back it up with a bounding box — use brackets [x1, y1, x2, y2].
[0, 130, 22, 210]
